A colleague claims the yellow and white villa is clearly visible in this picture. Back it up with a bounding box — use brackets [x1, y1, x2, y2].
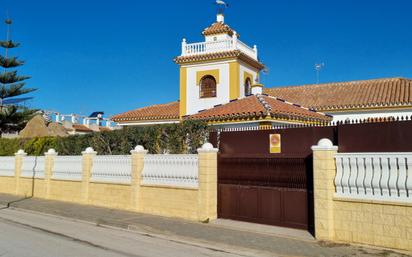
[112, 13, 412, 127]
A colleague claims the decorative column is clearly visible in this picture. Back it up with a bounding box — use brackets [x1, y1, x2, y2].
[197, 143, 218, 222]
[181, 38, 187, 56]
[232, 31, 238, 50]
[253, 45, 258, 59]
[14, 149, 27, 195]
[311, 138, 338, 241]
[81, 147, 96, 204]
[44, 149, 57, 199]
[130, 145, 147, 212]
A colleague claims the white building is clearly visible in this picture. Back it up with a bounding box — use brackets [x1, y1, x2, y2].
[112, 13, 412, 127]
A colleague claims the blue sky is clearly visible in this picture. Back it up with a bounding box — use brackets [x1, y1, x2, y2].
[3, 0, 412, 116]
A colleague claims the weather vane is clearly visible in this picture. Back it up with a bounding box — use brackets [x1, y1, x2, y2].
[215, 0, 229, 15]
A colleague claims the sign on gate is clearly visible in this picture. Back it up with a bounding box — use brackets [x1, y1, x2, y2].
[269, 134, 281, 153]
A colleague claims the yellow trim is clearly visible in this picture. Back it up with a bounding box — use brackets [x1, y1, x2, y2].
[243, 71, 253, 85]
[179, 67, 187, 118]
[251, 83, 264, 88]
[196, 69, 220, 85]
[176, 55, 264, 71]
[206, 116, 323, 126]
[229, 62, 240, 100]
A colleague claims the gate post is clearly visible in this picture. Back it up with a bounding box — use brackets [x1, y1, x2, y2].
[197, 143, 218, 222]
[44, 149, 57, 199]
[130, 145, 147, 212]
[81, 147, 96, 204]
[311, 138, 338, 241]
[14, 149, 27, 195]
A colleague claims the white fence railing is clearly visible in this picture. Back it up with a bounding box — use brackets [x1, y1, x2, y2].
[183, 39, 257, 60]
[142, 155, 198, 188]
[335, 153, 412, 202]
[91, 155, 131, 184]
[53, 156, 83, 181]
[0, 157, 15, 177]
[21, 156, 45, 178]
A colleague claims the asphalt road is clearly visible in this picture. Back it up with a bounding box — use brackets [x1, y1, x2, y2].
[0, 208, 268, 257]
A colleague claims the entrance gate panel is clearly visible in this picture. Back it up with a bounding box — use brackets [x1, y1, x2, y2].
[218, 155, 312, 230]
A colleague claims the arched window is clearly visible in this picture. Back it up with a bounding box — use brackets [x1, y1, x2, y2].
[200, 75, 217, 98]
[244, 78, 252, 96]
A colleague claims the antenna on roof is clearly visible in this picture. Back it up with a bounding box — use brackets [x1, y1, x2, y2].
[315, 63, 325, 84]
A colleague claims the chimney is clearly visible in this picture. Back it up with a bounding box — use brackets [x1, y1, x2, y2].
[251, 83, 264, 95]
[217, 13, 224, 23]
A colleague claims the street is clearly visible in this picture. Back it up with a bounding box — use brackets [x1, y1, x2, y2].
[0, 208, 267, 257]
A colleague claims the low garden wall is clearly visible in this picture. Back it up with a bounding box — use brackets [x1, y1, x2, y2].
[0, 144, 218, 222]
[312, 139, 412, 252]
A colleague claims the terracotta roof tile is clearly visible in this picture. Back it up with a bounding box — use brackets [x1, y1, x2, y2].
[202, 22, 235, 36]
[187, 95, 331, 123]
[72, 124, 93, 132]
[264, 78, 412, 111]
[112, 102, 179, 122]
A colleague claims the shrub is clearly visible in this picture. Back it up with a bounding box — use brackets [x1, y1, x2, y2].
[0, 121, 209, 156]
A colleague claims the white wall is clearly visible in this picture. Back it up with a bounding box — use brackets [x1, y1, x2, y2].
[329, 108, 412, 122]
[185, 61, 231, 115]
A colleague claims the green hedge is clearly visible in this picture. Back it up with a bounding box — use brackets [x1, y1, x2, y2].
[0, 121, 209, 156]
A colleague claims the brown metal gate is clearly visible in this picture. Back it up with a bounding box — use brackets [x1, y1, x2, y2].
[217, 154, 313, 230]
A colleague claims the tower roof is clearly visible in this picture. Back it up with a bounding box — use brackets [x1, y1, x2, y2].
[202, 21, 235, 37]
[202, 13, 237, 37]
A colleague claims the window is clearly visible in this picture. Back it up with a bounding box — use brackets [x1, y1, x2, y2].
[244, 78, 252, 96]
[200, 75, 217, 98]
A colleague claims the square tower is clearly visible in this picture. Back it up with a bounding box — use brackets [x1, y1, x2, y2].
[174, 13, 265, 117]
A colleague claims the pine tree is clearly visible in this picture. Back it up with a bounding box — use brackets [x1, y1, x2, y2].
[0, 18, 36, 135]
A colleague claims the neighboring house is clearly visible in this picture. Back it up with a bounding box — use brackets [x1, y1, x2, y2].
[112, 12, 411, 127]
[55, 113, 116, 135]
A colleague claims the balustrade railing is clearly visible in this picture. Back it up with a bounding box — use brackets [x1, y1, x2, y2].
[21, 156, 45, 178]
[0, 157, 15, 177]
[335, 153, 412, 202]
[91, 155, 131, 184]
[142, 155, 198, 188]
[183, 39, 257, 60]
[53, 156, 83, 181]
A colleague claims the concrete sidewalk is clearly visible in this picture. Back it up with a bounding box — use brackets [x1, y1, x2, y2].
[0, 193, 408, 257]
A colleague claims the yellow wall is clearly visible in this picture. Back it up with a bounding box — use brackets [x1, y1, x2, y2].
[0, 151, 218, 223]
[196, 69, 220, 84]
[140, 186, 199, 220]
[333, 199, 412, 250]
[88, 182, 133, 210]
[313, 147, 412, 252]
[179, 67, 187, 118]
[229, 62, 240, 100]
[0, 176, 16, 194]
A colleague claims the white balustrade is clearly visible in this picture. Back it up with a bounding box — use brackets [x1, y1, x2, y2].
[0, 157, 15, 177]
[21, 156, 45, 178]
[91, 155, 131, 184]
[52, 156, 83, 181]
[182, 39, 257, 60]
[335, 153, 412, 203]
[142, 155, 198, 189]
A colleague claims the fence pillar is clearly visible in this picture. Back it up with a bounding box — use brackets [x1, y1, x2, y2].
[130, 145, 147, 212]
[197, 143, 218, 222]
[311, 138, 338, 241]
[14, 149, 27, 195]
[44, 149, 57, 199]
[81, 147, 96, 204]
